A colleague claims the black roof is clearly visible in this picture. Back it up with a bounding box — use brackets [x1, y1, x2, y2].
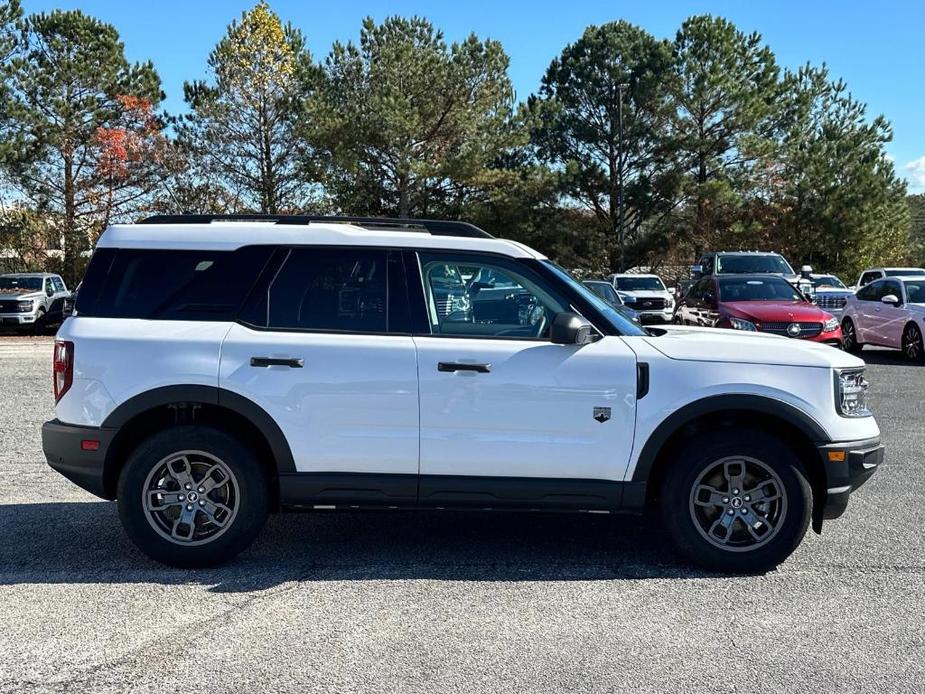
[139, 214, 493, 239]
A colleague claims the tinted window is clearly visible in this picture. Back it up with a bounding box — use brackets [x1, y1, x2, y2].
[885, 269, 925, 277]
[76, 247, 273, 320]
[882, 280, 903, 301]
[856, 281, 886, 302]
[265, 248, 388, 332]
[0, 276, 42, 292]
[717, 277, 803, 302]
[905, 281, 925, 304]
[52, 277, 66, 292]
[859, 272, 881, 287]
[716, 254, 794, 275]
[584, 281, 620, 305]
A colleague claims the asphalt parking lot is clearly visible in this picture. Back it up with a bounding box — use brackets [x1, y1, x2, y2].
[0, 337, 923, 693]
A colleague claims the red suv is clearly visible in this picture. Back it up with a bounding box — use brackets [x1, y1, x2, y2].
[676, 274, 842, 346]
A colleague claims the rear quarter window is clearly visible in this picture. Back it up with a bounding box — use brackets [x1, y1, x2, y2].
[75, 246, 274, 321]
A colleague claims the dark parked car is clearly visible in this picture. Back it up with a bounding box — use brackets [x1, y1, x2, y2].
[583, 280, 641, 325]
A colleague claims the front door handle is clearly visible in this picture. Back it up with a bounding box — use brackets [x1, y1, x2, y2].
[437, 362, 491, 373]
[250, 356, 304, 368]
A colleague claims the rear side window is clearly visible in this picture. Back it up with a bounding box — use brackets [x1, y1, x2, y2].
[263, 247, 389, 333]
[76, 246, 273, 320]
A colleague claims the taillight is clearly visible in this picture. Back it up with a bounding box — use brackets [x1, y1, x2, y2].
[53, 340, 74, 403]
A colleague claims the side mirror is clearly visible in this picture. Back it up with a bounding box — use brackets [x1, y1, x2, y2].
[881, 294, 901, 306]
[801, 264, 813, 278]
[702, 291, 715, 306]
[690, 264, 703, 279]
[550, 312, 595, 345]
[46, 287, 54, 297]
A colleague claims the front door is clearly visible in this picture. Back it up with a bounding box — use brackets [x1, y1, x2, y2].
[411, 252, 638, 509]
[219, 247, 420, 502]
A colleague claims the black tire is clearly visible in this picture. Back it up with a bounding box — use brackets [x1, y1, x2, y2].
[117, 425, 269, 568]
[29, 308, 46, 336]
[902, 322, 925, 362]
[841, 317, 863, 353]
[659, 429, 812, 573]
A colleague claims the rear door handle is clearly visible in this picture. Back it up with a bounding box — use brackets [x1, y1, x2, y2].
[250, 356, 304, 368]
[437, 362, 491, 373]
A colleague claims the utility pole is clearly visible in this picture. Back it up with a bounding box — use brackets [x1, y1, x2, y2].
[616, 83, 628, 272]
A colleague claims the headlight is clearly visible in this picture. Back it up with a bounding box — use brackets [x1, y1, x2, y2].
[823, 317, 838, 332]
[666, 297, 675, 308]
[17, 300, 33, 312]
[729, 317, 757, 331]
[835, 368, 870, 417]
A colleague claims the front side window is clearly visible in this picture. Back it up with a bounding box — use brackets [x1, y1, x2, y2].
[419, 254, 568, 339]
[882, 280, 904, 302]
[266, 248, 388, 333]
[904, 281, 925, 304]
[859, 272, 881, 287]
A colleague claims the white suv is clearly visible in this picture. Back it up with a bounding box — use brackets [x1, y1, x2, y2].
[43, 215, 883, 572]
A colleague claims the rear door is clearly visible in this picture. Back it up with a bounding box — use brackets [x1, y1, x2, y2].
[410, 251, 638, 509]
[219, 247, 420, 503]
[854, 280, 887, 344]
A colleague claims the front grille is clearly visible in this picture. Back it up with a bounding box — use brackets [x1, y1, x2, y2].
[816, 295, 848, 310]
[760, 321, 823, 338]
[0, 300, 28, 313]
[435, 298, 453, 316]
[625, 297, 666, 311]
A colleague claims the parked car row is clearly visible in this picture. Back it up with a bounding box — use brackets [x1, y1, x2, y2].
[584, 251, 925, 362]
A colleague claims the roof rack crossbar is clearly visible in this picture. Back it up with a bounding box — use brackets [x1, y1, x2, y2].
[138, 214, 493, 239]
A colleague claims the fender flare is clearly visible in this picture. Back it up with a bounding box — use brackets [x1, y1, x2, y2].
[101, 384, 295, 473]
[631, 394, 828, 482]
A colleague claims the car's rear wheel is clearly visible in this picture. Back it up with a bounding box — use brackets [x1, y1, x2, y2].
[903, 323, 924, 362]
[660, 430, 812, 573]
[841, 317, 863, 353]
[117, 426, 269, 567]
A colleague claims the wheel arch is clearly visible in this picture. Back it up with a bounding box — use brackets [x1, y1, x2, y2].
[633, 394, 829, 532]
[100, 385, 294, 505]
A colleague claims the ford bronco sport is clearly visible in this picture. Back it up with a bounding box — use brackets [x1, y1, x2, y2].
[42, 215, 883, 572]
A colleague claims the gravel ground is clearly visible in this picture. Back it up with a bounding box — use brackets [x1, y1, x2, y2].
[0, 339, 923, 693]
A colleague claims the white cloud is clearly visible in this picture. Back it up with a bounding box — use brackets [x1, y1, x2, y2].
[903, 156, 925, 190]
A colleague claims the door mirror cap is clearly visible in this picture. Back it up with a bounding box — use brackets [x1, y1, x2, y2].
[690, 264, 703, 279]
[702, 291, 715, 306]
[550, 312, 595, 345]
[800, 264, 813, 278]
[881, 294, 901, 306]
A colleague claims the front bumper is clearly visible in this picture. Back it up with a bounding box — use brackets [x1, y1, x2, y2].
[635, 309, 673, 324]
[42, 419, 114, 499]
[0, 312, 37, 325]
[816, 436, 883, 520]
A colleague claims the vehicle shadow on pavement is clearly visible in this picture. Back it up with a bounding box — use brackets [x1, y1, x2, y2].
[861, 349, 922, 367]
[0, 501, 718, 590]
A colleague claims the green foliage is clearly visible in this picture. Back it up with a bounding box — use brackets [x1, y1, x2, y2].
[767, 64, 909, 276]
[179, 1, 316, 214]
[909, 194, 925, 265]
[303, 16, 519, 217]
[0, 8, 164, 283]
[528, 21, 678, 272]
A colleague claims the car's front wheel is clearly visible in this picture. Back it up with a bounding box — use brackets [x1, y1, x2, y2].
[841, 317, 863, 353]
[117, 426, 269, 567]
[660, 430, 812, 573]
[902, 323, 924, 362]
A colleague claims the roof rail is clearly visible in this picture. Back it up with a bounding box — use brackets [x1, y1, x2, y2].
[138, 214, 494, 239]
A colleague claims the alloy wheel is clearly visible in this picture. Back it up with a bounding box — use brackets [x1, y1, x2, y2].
[688, 456, 788, 552]
[142, 450, 240, 546]
[842, 319, 856, 350]
[904, 324, 923, 361]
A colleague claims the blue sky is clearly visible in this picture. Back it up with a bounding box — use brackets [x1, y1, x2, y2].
[22, 0, 925, 192]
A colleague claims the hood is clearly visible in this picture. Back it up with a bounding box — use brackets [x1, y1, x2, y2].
[644, 325, 863, 369]
[620, 289, 671, 299]
[721, 300, 830, 323]
[0, 290, 42, 301]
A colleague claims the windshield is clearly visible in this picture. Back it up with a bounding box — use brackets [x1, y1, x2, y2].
[0, 276, 42, 292]
[543, 262, 645, 336]
[813, 275, 846, 289]
[905, 281, 925, 303]
[716, 255, 794, 275]
[886, 269, 925, 277]
[717, 277, 804, 302]
[612, 276, 665, 291]
[584, 281, 621, 305]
